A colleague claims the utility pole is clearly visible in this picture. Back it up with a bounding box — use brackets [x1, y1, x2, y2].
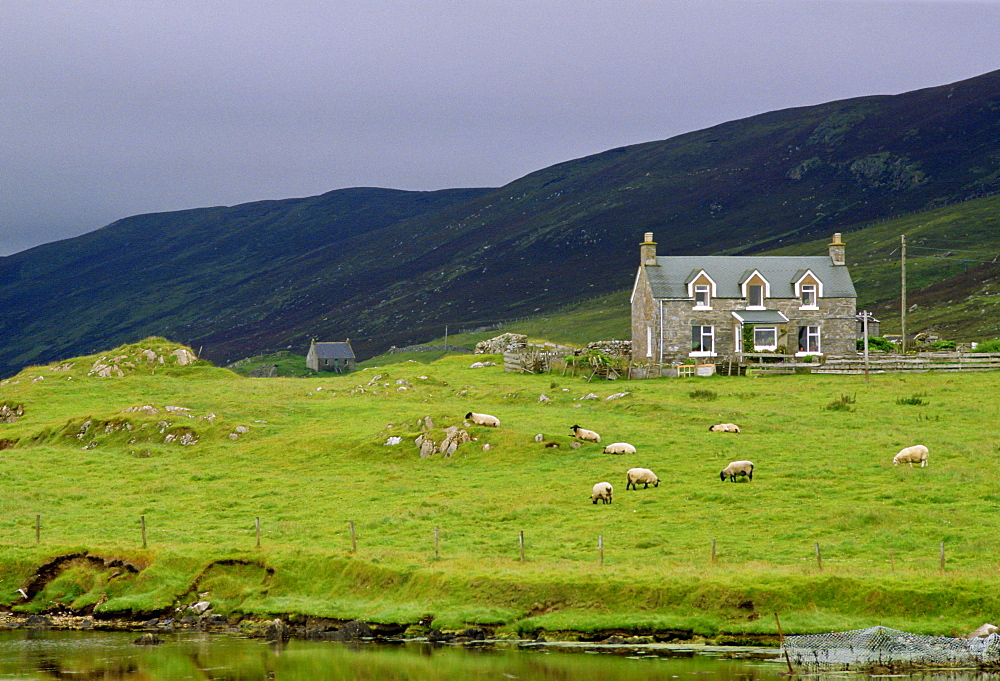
[444, 324, 448, 353]
[900, 235, 907, 354]
[860, 310, 871, 383]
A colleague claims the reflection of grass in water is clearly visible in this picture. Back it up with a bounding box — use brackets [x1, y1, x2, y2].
[1, 340, 999, 636]
[0, 630, 786, 681]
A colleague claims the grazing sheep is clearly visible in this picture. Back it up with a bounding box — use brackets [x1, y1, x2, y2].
[570, 425, 601, 443]
[604, 442, 636, 455]
[591, 481, 613, 504]
[893, 444, 929, 468]
[720, 460, 754, 482]
[626, 467, 659, 490]
[709, 423, 741, 433]
[465, 411, 500, 427]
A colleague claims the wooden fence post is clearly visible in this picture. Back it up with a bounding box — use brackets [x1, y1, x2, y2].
[434, 526, 440, 560]
[349, 521, 357, 552]
[598, 535, 604, 566]
[815, 542, 822, 570]
[939, 541, 945, 572]
[35, 514, 40, 545]
[141, 515, 147, 549]
[711, 538, 717, 564]
[519, 531, 525, 562]
[255, 516, 261, 548]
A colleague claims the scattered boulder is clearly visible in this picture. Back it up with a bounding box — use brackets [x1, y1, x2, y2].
[538, 394, 551, 403]
[0, 403, 24, 423]
[172, 348, 198, 366]
[133, 632, 162, 645]
[188, 601, 211, 615]
[968, 623, 999, 638]
[264, 618, 290, 641]
[533, 433, 544, 442]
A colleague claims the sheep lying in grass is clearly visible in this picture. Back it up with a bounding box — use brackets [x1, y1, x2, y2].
[591, 481, 613, 504]
[626, 467, 659, 490]
[603, 442, 636, 455]
[720, 460, 754, 482]
[709, 423, 741, 433]
[893, 444, 929, 467]
[465, 411, 500, 427]
[570, 425, 601, 443]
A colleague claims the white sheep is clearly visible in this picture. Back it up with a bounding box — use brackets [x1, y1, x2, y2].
[720, 460, 754, 482]
[626, 467, 659, 490]
[603, 442, 636, 455]
[591, 481, 613, 504]
[570, 425, 601, 443]
[893, 444, 929, 467]
[709, 423, 741, 433]
[465, 411, 500, 427]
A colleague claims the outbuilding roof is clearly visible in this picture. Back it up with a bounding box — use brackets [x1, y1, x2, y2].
[646, 255, 856, 300]
[313, 342, 355, 360]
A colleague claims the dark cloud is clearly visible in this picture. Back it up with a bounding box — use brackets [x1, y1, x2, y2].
[3, 0, 999, 255]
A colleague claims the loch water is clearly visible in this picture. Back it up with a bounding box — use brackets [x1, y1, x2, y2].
[0, 630, 993, 681]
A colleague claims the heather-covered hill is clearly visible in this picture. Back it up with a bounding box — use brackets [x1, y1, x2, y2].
[3, 69, 1000, 376]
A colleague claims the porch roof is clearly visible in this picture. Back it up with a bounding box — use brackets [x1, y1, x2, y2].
[731, 310, 790, 324]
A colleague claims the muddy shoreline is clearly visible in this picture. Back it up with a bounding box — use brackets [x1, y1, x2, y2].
[0, 609, 782, 655]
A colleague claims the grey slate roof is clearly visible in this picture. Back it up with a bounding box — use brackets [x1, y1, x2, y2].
[313, 342, 355, 360]
[646, 256, 856, 299]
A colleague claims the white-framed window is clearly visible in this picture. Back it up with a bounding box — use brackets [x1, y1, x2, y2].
[747, 284, 764, 308]
[693, 284, 711, 309]
[798, 325, 821, 354]
[753, 326, 777, 351]
[691, 325, 715, 356]
[800, 284, 818, 309]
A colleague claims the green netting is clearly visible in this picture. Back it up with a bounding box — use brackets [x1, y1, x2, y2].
[783, 626, 1000, 670]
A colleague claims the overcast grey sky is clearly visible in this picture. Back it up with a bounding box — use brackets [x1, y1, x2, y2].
[3, 0, 999, 256]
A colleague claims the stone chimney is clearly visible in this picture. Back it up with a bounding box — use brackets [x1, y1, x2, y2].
[829, 233, 845, 266]
[640, 232, 657, 266]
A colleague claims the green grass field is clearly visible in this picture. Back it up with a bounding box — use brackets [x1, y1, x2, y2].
[2, 338, 999, 638]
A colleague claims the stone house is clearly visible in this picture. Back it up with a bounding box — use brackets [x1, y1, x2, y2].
[631, 232, 857, 366]
[306, 339, 356, 373]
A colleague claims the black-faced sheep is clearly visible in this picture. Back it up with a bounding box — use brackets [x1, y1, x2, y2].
[893, 444, 929, 467]
[720, 460, 754, 482]
[626, 467, 659, 490]
[570, 425, 601, 443]
[591, 481, 613, 504]
[603, 442, 636, 455]
[709, 423, 741, 433]
[465, 411, 500, 427]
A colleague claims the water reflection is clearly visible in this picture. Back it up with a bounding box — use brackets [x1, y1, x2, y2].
[0, 630, 992, 681]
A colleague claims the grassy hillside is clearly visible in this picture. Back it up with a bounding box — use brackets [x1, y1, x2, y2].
[2, 338, 1000, 637]
[769, 193, 1000, 339]
[3, 70, 1000, 378]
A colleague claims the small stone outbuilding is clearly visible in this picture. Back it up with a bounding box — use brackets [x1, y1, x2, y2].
[306, 340, 356, 373]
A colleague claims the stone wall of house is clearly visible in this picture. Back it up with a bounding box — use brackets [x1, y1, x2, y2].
[630, 266, 657, 361]
[655, 296, 857, 364]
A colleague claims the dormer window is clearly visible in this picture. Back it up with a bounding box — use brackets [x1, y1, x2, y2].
[801, 284, 817, 309]
[748, 284, 764, 308]
[794, 271, 823, 310]
[694, 284, 711, 308]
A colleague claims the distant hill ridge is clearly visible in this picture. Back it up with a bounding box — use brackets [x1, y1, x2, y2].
[2, 69, 1000, 376]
